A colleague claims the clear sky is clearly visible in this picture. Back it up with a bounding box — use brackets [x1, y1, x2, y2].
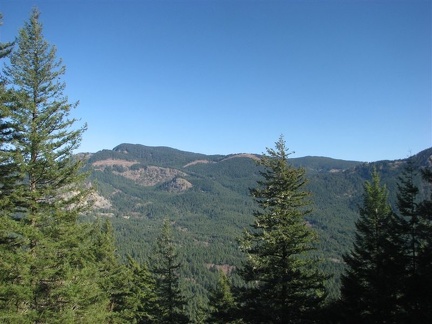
[0, 0, 430, 162]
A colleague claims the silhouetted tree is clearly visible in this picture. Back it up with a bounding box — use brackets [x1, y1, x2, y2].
[415, 163, 432, 321]
[340, 169, 402, 323]
[396, 159, 432, 322]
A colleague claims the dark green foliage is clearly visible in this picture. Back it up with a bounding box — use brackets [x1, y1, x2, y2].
[395, 159, 432, 322]
[125, 256, 158, 323]
[114, 143, 224, 167]
[0, 9, 109, 322]
[89, 219, 129, 322]
[86, 138, 431, 315]
[0, 14, 19, 211]
[150, 219, 189, 323]
[2, 8, 89, 215]
[207, 271, 239, 323]
[237, 136, 328, 323]
[88, 219, 158, 323]
[5, 7, 431, 324]
[416, 164, 432, 320]
[340, 169, 402, 323]
[337, 158, 432, 323]
[290, 156, 361, 174]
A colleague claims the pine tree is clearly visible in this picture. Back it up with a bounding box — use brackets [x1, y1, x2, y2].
[0, 12, 31, 321]
[126, 255, 158, 323]
[237, 136, 328, 323]
[0, 9, 109, 322]
[89, 218, 128, 323]
[89, 218, 158, 323]
[396, 159, 432, 322]
[3, 8, 89, 213]
[416, 164, 432, 321]
[150, 219, 189, 324]
[207, 271, 239, 323]
[340, 169, 402, 323]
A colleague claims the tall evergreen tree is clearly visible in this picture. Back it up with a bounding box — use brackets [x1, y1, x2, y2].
[0, 9, 110, 322]
[396, 159, 432, 322]
[126, 255, 158, 323]
[0, 11, 31, 322]
[89, 218, 129, 323]
[3, 8, 89, 213]
[340, 169, 402, 323]
[89, 219, 158, 323]
[207, 271, 239, 323]
[416, 164, 432, 321]
[237, 136, 328, 323]
[150, 219, 189, 324]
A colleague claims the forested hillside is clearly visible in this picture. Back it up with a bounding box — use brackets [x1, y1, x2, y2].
[2, 8, 431, 323]
[83, 143, 432, 301]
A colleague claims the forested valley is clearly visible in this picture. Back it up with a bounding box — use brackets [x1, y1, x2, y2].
[1, 9, 431, 323]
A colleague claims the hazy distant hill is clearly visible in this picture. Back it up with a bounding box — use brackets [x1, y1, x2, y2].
[82, 143, 432, 298]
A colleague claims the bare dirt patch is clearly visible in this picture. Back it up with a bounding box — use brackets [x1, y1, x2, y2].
[205, 263, 236, 275]
[221, 153, 259, 162]
[183, 159, 213, 168]
[118, 166, 187, 186]
[92, 159, 138, 168]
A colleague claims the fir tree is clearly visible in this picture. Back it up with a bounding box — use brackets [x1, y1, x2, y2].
[238, 136, 328, 323]
[340, 169, 402, 323]
[207, 271, 239, 323]
[90, 219, 158, 324]
[150, 219, 189, 324]
[89, 218, 128, 322]
[126, 255, 158, 323]
[0, 9, 109, 322]
[0, 11, 31, 321]
[3, 8, 89, 213]
[396, 159, 432, 322]
[416, 164, 432, 321]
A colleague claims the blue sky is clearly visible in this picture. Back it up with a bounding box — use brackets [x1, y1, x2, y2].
[1, 0, 430, 162]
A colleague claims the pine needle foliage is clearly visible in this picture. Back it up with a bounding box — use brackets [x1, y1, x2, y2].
[208, 271, 239, 323]
[150, 219, 189, 324]
[395, 159, 432, 322]
[340, 169, 403, 323]
[0, 9, 110, 322]
[2, 8, 89, 213]
[415, 164, 432, 321]
[126, 255, 158, 323]
[238, 136, 328, 323]
[0, 13, 19, 211]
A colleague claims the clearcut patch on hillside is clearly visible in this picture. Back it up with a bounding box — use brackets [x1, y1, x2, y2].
[92, 159, 138, 168]
[221, 153, 260, 162]
[92, 159, 187, 186]
[183, 159, 213, 168]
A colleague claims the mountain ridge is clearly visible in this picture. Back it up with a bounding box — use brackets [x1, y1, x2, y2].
[86, 142, 368, 170]
[84, 142, 430, 170]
